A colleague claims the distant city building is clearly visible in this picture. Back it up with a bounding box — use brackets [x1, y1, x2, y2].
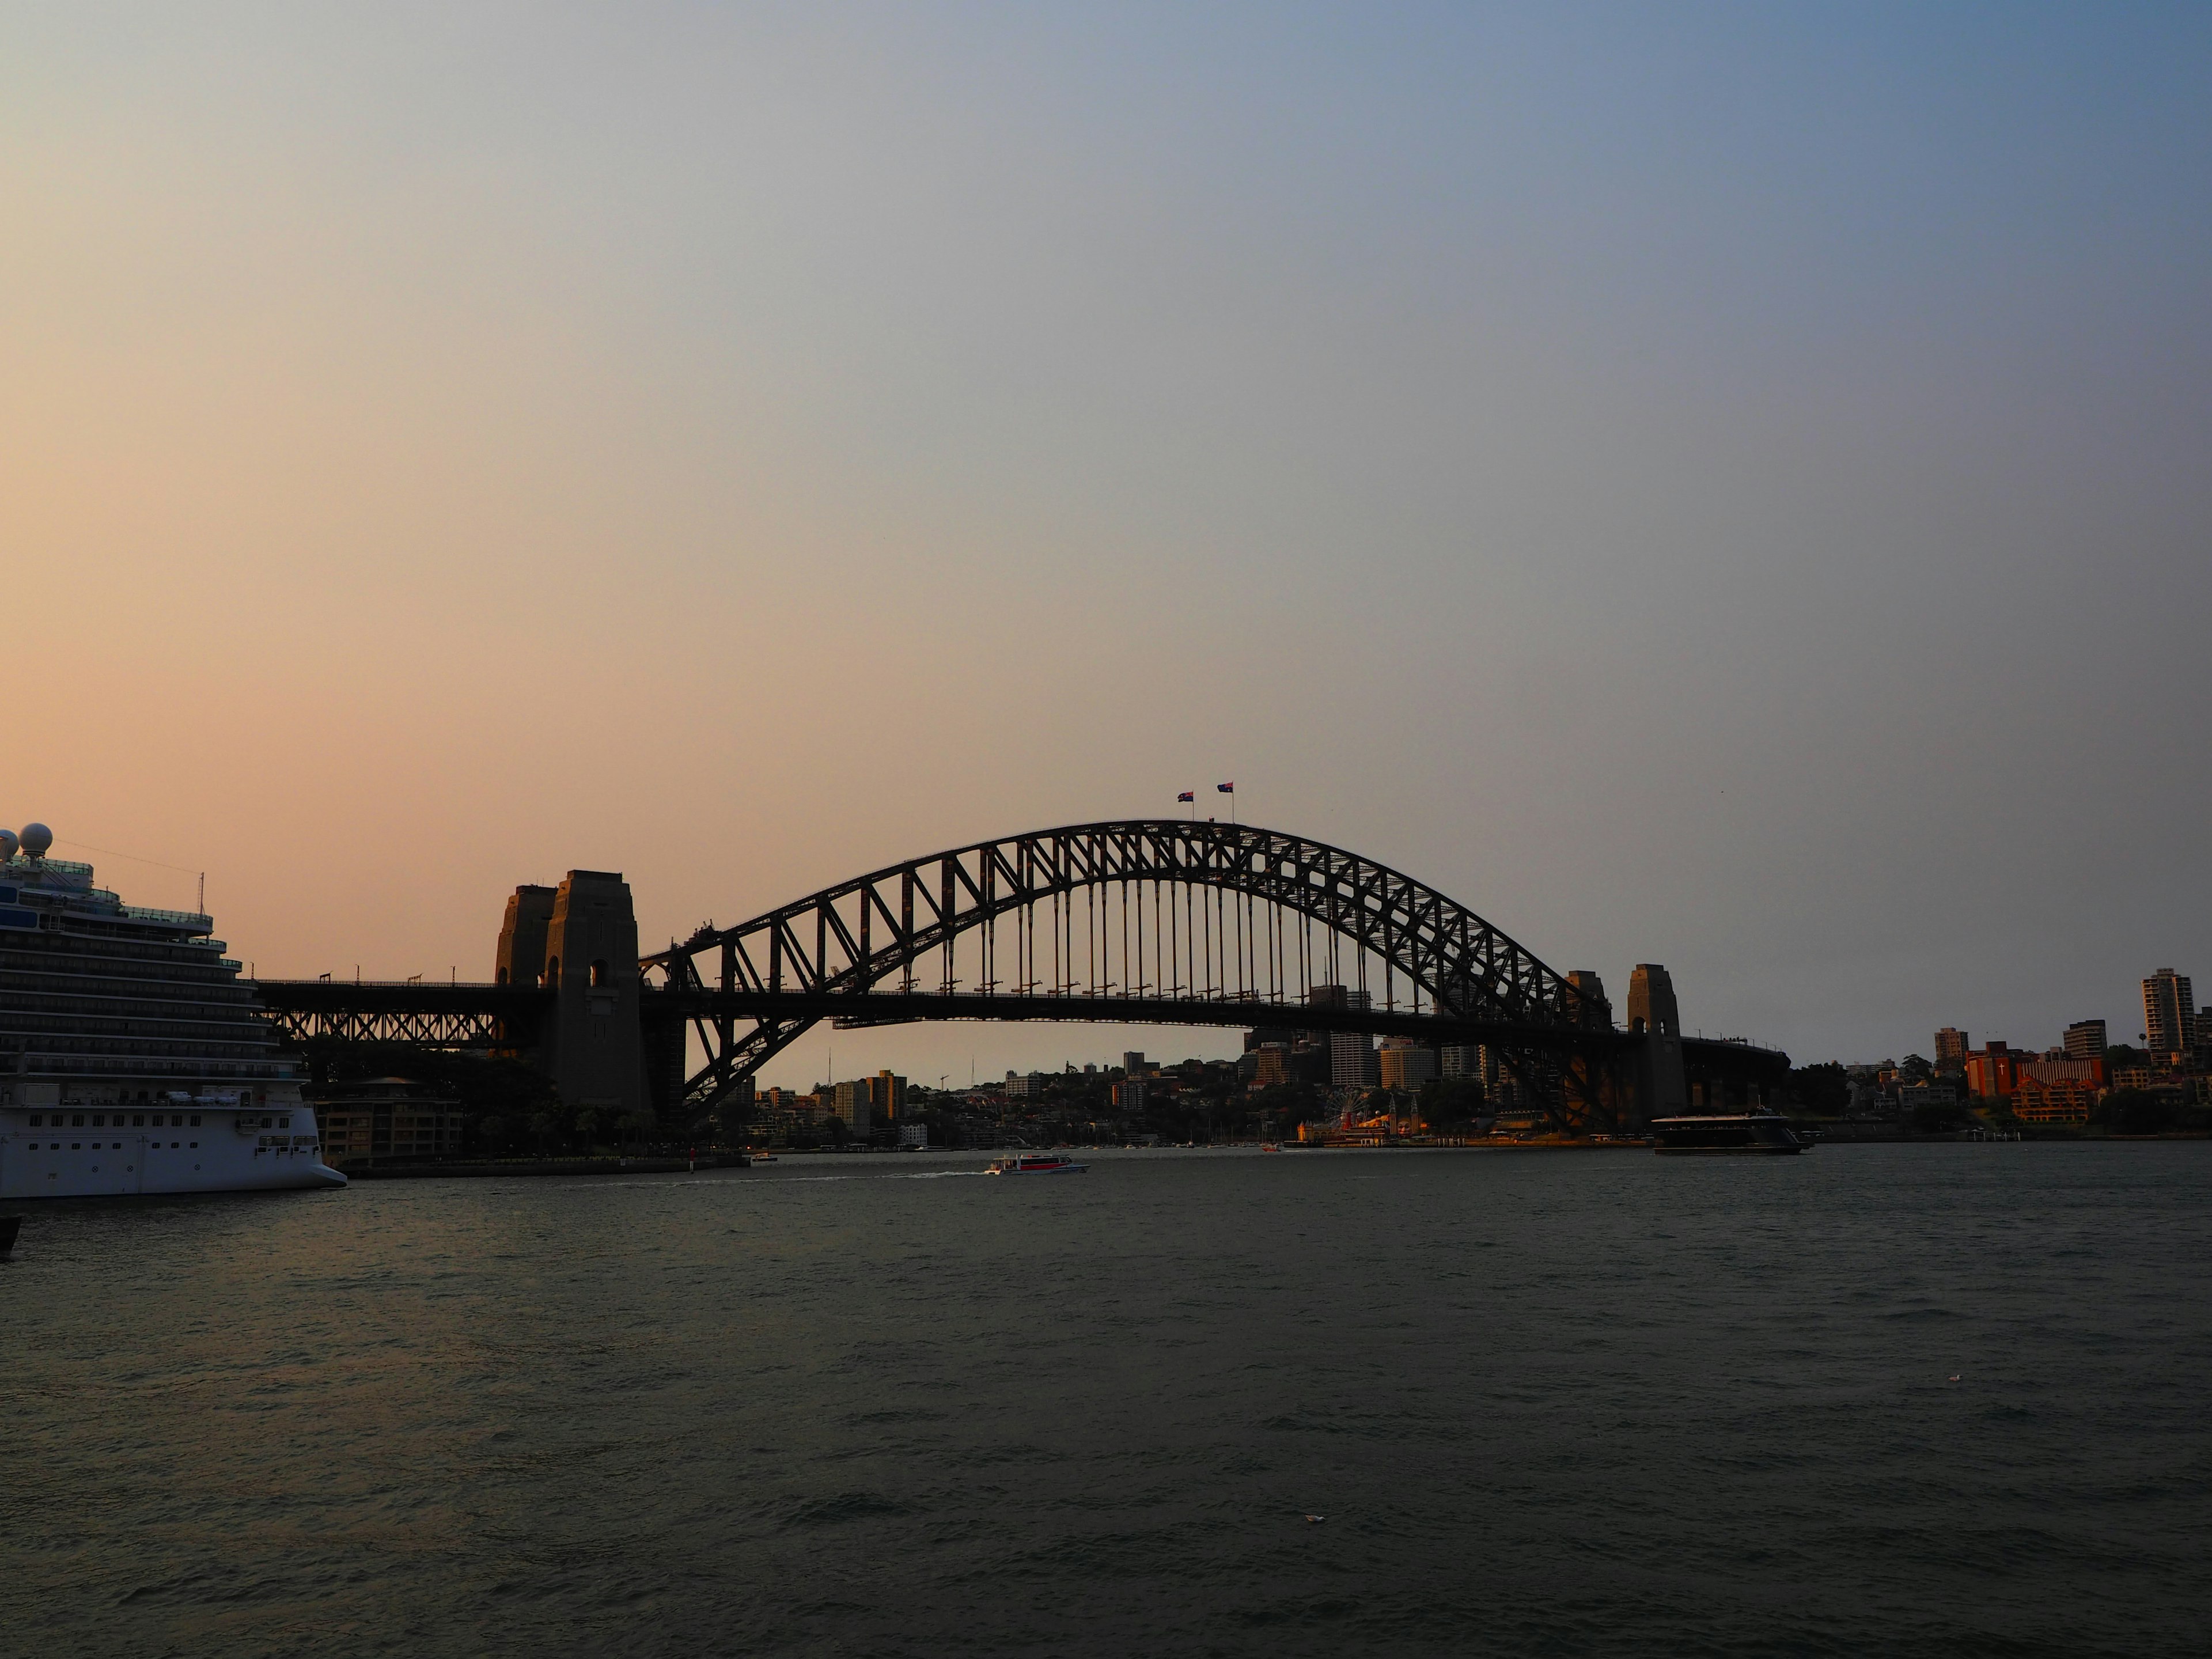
[1112, 1077, 1147, 1112]
[1440, 1045, 1482, 1080]
[1964, 1041, 2017, 1101]
[831, 1080, 873, 1133]
[1934, 1028, 1969, 1072]
[1251, 1046, 1294, 1086]
[2142, 970, 2195, 1059]
[1005, 1071, 1049, 1100]
[1122, 1051, 1146, 1077]
[896, 1124, 929, 1149]
[871, 1070, 907, 1120]
[1306, 984, 1380, 1087]
[1378, 1043, 1437, 1090]
[2063, 1020, 2107, 1061]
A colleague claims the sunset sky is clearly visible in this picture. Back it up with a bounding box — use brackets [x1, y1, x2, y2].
[5, 3, 2209, 1086]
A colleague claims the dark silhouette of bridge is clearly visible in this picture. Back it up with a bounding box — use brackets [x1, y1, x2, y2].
[257, 819, 1789, 1135]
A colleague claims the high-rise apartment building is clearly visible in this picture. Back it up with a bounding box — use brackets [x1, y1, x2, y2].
[2142, 970, 2194, 1059]
[831, 1079, 873, 1133]
[2063, 1020, 2107, 1062]
[1934, 1028, 1969, 1071]
[1308, 984, 1379, 1087]
[1378, 1043, 1437, 1090]
[869, 1070, 906, 1121]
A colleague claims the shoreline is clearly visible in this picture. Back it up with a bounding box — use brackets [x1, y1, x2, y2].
[325, 1130, 2210, 1181]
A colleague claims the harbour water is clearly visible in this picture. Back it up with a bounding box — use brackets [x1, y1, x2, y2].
[6, 1143, 2208, 1657]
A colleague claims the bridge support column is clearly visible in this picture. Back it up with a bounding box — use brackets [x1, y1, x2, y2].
[540, 871, 649, 1131]
[1626, 964, 1688, 1127]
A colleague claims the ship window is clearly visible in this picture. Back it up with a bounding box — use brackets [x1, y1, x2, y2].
[190, 1116, 201, 1127]
[71, 1114, 85, 1127]
[279, 1116, 291, 1128]
[132, 1114, 146, 1126]
[189, 1141, 198, 1148]
[26, 1115, 39, 1127]
[172, 1115, 183, 1127]
[92, 1114, 105, 1127]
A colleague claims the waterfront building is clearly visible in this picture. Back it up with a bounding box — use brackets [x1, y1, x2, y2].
[2142, 969, 2195, 1061]
[312, 1077, 468, 1168]
[1934, 1028, 1969, 1071]
[2012, 1059, 2103, 1125]
[1895, 1078, 1958, 1115]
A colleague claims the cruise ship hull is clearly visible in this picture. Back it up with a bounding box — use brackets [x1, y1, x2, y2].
[1, 1113, 346, 1199]
[1, 838, 349, 1200]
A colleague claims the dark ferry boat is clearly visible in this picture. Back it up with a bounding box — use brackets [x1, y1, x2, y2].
[1650, 1110, 1810, 1155]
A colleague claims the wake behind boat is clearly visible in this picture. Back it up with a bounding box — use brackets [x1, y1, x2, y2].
[0, 822, 347, 1199]
[1650, 1111, 1810, 1155]
[986, 1153, 1088, 1175]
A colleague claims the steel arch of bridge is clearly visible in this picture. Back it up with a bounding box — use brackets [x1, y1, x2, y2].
[641, 819, 1615, 1120]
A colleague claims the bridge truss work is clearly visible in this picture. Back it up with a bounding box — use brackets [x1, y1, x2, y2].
[257, 980, 550, 1050]
[641, 819, 1635, 1131]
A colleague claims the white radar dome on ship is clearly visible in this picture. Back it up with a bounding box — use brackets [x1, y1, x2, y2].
[18, 823, 52, 857]
[0, 830, 16, 861]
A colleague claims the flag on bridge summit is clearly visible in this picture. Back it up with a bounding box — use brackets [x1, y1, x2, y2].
[1216, 781, 1234, 793]
[1176, 790, 1195, 802]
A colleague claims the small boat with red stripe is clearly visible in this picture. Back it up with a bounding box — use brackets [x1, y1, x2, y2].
[986, 1153, 1088, 1175]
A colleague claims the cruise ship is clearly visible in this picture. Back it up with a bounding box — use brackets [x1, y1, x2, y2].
[0, 823, 344, 1199]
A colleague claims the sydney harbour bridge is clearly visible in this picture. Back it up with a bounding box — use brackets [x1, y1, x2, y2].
[255, 819, 1787, 1136]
